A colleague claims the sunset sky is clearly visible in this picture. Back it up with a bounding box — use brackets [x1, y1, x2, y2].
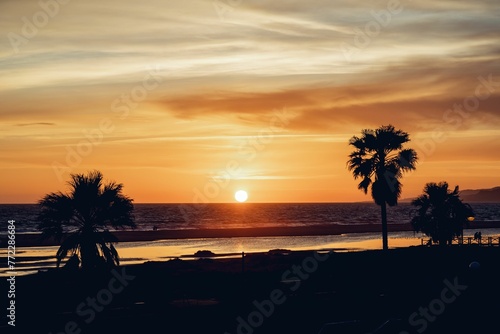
[1, 0, 499, 204]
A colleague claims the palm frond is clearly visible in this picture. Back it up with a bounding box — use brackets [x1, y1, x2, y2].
[396, 149, 418, 171]
[411, 182, 472, 245]
[37, 170, 135, 270]
[98, 242, 120, 267]
[358, 177, 372, 194]
[347, 125, 417, 205]
[348, 158, 375, 180]
[38, 192, 73, 241]
[55, 233, 81, 267]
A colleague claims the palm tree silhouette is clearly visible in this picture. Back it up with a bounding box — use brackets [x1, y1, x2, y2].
[411, 182, 474, 246]
[38, 170, 135, 270]
[347, 125, 418, 250]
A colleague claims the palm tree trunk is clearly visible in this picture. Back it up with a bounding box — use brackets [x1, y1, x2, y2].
[381, 202, 388, 250]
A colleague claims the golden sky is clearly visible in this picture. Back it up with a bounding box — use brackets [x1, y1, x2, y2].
[1, 0, 499, 203]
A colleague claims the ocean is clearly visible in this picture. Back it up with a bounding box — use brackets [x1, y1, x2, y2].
[2, 202, 500, 233]
[1, 203, 499, 276]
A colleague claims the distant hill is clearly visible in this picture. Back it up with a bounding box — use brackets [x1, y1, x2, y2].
[459, 186, 500, 203]
[401, 186, 500, 203]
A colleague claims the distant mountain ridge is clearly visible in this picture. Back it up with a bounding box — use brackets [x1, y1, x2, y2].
[459, 186, 500, 203]
[401, 186, 500, 203]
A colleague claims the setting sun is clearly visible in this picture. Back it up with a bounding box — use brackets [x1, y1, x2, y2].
[235, 190, 248, 203]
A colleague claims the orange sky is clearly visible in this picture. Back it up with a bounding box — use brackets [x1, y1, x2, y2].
[1, 0, 499, 203]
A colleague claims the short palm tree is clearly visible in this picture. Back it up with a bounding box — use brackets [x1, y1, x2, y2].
[347, 125, 418, 250]
[411, 182, 474, 246]
[38, 170, 135, 270]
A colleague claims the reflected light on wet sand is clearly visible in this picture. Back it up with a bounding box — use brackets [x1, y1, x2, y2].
[0, 234, 426, 276]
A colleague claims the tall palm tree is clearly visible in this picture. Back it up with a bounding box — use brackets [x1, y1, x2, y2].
[347, 125, 418, 250]
[38, 170, 135, 270]
[411, 182, 474, 246]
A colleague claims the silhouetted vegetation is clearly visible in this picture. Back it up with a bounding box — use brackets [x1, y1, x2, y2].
[347, 124, 418, 250]
[411, 182, 475, 246]
[38, 170, 135, 271]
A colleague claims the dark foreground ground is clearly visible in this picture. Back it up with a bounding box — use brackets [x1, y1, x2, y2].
[2, 245, 500, 334]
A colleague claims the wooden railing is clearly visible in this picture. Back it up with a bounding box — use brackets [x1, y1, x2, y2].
[421, 236, 500, 246]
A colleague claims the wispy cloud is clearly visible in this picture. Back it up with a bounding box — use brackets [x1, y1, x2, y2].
[15, 122, 55, 127]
